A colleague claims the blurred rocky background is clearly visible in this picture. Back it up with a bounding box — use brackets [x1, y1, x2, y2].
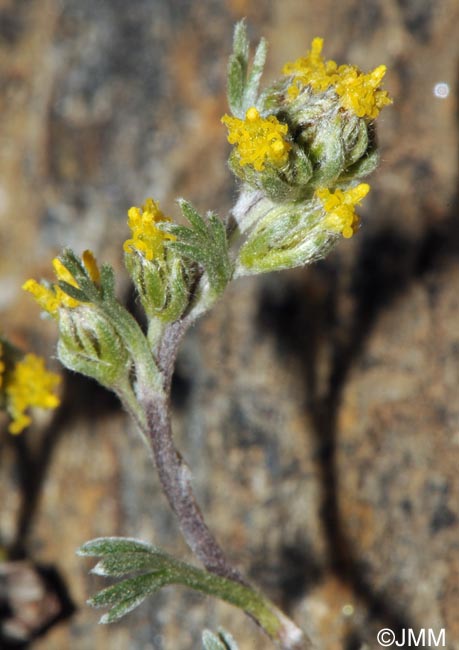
[1, 0, 459, 648]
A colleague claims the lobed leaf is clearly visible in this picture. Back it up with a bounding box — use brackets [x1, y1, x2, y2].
[166, 201, 232, 294]
[89, 572, 168, 622]
[226, 20, 268, 117]
[57, 249, 101, 302]
[91, 553, 173, 578]
[79, 536, 276, 629]
[100, 264, 116, 299]
[56, 281, 88, 303]
[227, 20, 249, 116]
[178, 199, 209, 236]
[243, 37, 267, 111]
[77, 536, 162, 557]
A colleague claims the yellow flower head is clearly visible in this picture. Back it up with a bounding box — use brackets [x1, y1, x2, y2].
[221, 107, 291, 172]
[283, 38, 391, 119]
[316, 183, 370, 238]
[333, 64, 392, 118]
[123, 198, 175, 261]
[283, 38, 337, 97]
[23, 250, 100, 318]
[5, 353, 60, 434]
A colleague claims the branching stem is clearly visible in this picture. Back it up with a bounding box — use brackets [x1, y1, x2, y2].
[135, 314, 313, 650]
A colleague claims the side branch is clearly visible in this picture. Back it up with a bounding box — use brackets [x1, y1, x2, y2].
[139, 288, 312, 648]
[140, 393, 311, 650]
[156, 319, 189, 392]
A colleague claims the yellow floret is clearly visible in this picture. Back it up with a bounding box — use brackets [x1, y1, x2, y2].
[123, 198, 176, 261]
[221, 107, 291, 172]
[316, 183, 370, 238]
[283, 37, 337, 97]
[51, 257, 81, 310]
[283, 39, 391, 118]
[52, 257, 78, 287]
[23, 251, 100, 317]
[5, 353, 60, 434]
[82, 249, 101, 283]
[22, 279, 61, 316]
[23, 267, 79, 316]
[334, 64, 392, 119]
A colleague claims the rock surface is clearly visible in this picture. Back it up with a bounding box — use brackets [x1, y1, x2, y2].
[1, 0, 459, 649]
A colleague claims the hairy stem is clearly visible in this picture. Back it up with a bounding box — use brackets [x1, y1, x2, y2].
[138, 389, 311, 649]
[127, 242, 312, 650]
[156, 319, 189, 393]
[133, 313, 312, 649]
[140, 389, 242, 582]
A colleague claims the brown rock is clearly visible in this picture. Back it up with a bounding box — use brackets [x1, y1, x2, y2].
[0, 1, 458, 649]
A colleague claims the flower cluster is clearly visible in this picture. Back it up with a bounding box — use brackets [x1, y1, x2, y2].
[316, 183, 370, 239]
[0, 343, 60, 434]
[123, 199, 193, 323]
[283, 37, 392, 118]
[221, 107, 291, 171]
[123, 198, 175, 261]
[223, 26, 391, 274]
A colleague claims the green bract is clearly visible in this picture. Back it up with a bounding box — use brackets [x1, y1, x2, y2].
[235, 194, 336, 275]
[57, 306, 131, 390]
[125, 248, 191, 323]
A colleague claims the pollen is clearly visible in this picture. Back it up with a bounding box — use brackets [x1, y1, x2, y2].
[221, 107, 291, 172]
[123, 198, 176, 261]
[283, 39, 391, 118]
[5, 353, 60, 434]
[316, 183, 370, 238]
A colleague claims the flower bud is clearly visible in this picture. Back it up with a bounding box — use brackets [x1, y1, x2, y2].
[57, 305, 131, 390]
[124, 199, 191, 323]
[236, 183, 370, 275]
[125, 250, 190, 324]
